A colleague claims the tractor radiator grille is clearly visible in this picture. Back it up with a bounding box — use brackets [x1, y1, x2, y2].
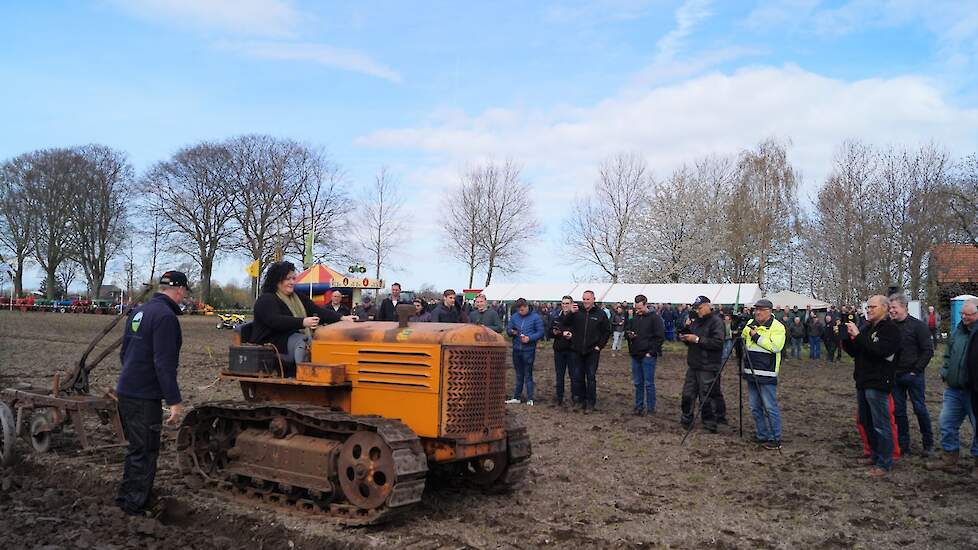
[442, 346, 506, 438]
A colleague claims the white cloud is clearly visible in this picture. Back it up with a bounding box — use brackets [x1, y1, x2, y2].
[358, 64, 978, 199]
[220, 41, 402, 82]
[109, 0, 301, 37]
[655, 0, 713, 63]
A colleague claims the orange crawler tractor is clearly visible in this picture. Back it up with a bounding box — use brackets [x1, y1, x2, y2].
[177, 306, 530, 524]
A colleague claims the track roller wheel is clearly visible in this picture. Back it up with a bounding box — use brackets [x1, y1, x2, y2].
[0, 402, 16, 467]
[338, 431, 396, 510]
[29, 414, 52, 454]
[464, 452, 508, 487]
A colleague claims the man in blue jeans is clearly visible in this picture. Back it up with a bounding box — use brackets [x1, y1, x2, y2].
[931, 299, 978, 473]
[741, 299, 786, 449]
[888, 294, 935, 456]
[842, 295, 901, 478]
[625, 295, 665, 416]
[505, 298, 544, 406]
[550, 296, 577, 407]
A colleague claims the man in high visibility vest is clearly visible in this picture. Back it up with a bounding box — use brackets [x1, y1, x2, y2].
[741, 299, 787, 450]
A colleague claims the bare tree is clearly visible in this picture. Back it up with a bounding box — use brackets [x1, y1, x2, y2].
[726, 138, 800, 290]
[629, 165, 716, 283]
[473, 161, 540, 286]
[23, 148, 83, 299]
[284, 147, 349, 265]
[947, 153, 978, 248]
[226, 135, 308, 295]
[142, 142, 237, 304]
[352, 167, 408, 281]
[0, 153, 36, 296]
[439, 171, 486, 288]
[563, 153, 648, 282]
[68, 145, 133, 298]
[57, 260, 81, 296]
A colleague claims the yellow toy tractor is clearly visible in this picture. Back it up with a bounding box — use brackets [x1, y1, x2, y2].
[176, 306, 530, 524]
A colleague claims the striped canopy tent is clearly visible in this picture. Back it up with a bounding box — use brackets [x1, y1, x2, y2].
[294, 264, 333, 300]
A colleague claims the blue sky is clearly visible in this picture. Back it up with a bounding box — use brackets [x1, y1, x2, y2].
[2, 1, 977, 294]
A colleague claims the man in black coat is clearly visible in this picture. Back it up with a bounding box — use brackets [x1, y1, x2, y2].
[842, 294, 901, 477]
[888, 294, 935, 456]
[559, 290, 611, 413]
[376, 282, 404, 321]
[678, 296, 726, 432]
[429, 289, 463, 323]
[115, 271, 188, 516]
[325, 290, 350, 316]
[551, 296, 577, 407]
[626, 294, 665, 415]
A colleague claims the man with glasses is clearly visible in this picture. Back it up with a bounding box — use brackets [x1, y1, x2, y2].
[931, 299, 978, 475]
[842, 295, 901, 478]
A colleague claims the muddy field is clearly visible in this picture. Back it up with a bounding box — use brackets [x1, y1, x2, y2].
[1, 310, 976, 549]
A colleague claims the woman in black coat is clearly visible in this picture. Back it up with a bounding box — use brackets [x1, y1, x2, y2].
[250, 261, 347, 367]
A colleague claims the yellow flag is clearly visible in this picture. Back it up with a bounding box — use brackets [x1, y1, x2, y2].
[245, 259, 260, 278]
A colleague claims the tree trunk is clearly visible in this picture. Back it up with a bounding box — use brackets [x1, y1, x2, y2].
[45, 267, 57, 300]
[13, 257, 24, 297]
[200, 258, 213, 305]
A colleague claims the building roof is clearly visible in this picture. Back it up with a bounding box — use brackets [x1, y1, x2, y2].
[481, 282, 762, 305]
[932, 244, 978, 283]
[764, 290, 832, 310]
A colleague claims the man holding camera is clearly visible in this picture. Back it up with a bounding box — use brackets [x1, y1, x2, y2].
[560, 290, 611, 414]
[741, 299, 787, 449]
[626, 294, 665, 416]
[679, 296, 726, 432]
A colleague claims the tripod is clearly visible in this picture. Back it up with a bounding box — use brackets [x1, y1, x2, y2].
[680, 334, 780, 454]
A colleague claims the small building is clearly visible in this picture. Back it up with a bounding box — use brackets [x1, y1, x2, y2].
[930, 244, 978, 310]
[98, 284, 123, 300]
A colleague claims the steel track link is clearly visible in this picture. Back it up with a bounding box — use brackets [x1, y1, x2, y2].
[178, 400, 428, 525]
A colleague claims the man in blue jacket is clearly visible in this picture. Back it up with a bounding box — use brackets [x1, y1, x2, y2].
[115, 271, 188, 516]
[505, 298, 544, 406]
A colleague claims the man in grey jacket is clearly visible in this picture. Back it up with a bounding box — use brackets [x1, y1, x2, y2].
[469, 294, 502, 333]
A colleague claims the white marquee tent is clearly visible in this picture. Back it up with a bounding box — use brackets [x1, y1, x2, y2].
[480, 282, 761, 305]
[763, 290, 832, 310]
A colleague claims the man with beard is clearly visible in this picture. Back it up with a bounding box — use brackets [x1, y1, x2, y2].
[679, 296, 726, 433]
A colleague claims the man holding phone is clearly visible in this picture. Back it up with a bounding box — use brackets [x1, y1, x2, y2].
[626, 295, 665, 416]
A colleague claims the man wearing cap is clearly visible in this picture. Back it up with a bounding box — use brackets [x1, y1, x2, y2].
[741, 299, 787, 449]
[115, 271, 189, 516]
[678, 296, 726, 432]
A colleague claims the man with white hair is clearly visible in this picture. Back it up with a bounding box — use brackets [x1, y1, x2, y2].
[932, 298, 978, 475]
[842, 294, 901, 478]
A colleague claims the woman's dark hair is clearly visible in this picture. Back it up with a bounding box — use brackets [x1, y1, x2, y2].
[262, 261, 296, 294]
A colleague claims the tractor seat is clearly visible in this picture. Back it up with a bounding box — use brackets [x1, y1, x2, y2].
[233, 322, 297, 377]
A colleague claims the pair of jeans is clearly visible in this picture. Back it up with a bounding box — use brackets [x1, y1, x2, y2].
[721, 339, 734, 365]
[630, 354, 657, 411]
[681, 368, 718, 429]
[893, 372, 934, 452]
[790, 337, 803, 358]
[808, 336, 821, 359]
[511, 348, 536, 401]
[576, 351, 600, 406]
[553, 350, 575, 404]
[747, 381, 782, 442]
[938, 387, 978, 456]
[116, 395, 164, 515]
[858, 388, 895, 470]
[611, 331, 624, 351]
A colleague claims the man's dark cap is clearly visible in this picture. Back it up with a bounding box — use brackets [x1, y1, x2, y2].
[692, 295, 711, 306]
[514, 297, 528, 308]
[753, 299, 774, 309]
[160, 271, 191, 291]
